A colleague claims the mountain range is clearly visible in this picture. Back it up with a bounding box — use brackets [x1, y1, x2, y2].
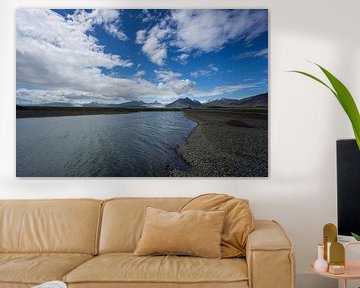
[164, 93, 268, 108]
[205, 93, 268, 107]
[83, 100, 164, 108]
[17, 93, 268, 109]
[165, 97, 202, 108]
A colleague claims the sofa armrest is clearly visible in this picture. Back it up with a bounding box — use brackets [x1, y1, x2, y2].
[246, 220, 295, 288]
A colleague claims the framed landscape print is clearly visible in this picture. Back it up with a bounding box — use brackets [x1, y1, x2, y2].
[16, 9, 268, 177]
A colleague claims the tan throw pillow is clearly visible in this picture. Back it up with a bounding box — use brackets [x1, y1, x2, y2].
[181, 194, 254, 258]
[134, 207, 225, 258]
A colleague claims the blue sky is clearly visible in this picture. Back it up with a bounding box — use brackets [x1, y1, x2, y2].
[16, 9, 268, 105]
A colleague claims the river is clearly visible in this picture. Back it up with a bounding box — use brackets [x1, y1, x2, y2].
[16, 111, 197, 177]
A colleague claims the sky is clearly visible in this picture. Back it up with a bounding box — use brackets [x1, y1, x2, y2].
[16, 9, 268, 105]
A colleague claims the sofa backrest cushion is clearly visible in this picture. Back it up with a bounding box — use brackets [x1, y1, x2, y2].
[0, 199, 102, 254]
[181, 194, 254, 258]
[99, 198, 189, 253]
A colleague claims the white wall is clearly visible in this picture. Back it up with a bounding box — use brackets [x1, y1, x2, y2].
[1, 0, 359, 287]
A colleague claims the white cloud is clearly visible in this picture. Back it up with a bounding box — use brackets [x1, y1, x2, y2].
[155, 70, 181, 82]
[15, 9, 191, 105]
[67, 9, 128, 40]
[175, 53, 189, 64]
[236, 48, 268, 59]
[187, 83, 259, 100]
[16, 88, 107, 105]
[135, 20, 171, 65]
[204, 83, 258, 96]
[140, 9, 156, 23]
[190, 69, 212, 78]
[190, 64, 219, 78]
[134, 70, 146, 78]
[209, 64, 219, 71]
[135, 30, 146, 44]
[154, 68, 255, 99]
[16, 9, 264, 105]
[254, 48, 268, 57]
[158, 79, 196, 95]
[137, 10, 267, 65]
[155, 70, 196, 95]
[16, 9, 169, 104]
[17, 9, 132, 81]
[16, 82, 257, 105]
[104, 23, 127, 41]
[170, 10, 267, 53]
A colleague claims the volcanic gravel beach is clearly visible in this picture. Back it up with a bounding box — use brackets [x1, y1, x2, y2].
[171, 108, 268, 177]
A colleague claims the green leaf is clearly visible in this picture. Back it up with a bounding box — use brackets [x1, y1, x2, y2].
[354, 127, 360, 150]
[316, 64, 360, 150]
[318, 65, 360, 128]
[289, 70, 337, 98]
[289, 64, 360, 150]
[351, 232, 360, 241]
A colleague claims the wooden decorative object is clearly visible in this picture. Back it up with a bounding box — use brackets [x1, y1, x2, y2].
[323, 223, 337, 261]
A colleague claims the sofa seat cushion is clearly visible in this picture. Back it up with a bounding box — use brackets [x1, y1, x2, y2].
[64, 253, 248, 285]
[0, 253, 93, 285]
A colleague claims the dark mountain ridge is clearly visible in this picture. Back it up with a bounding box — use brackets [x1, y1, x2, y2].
[17, 93, 268, 109]
[205, 93, 268, 107]
[165, 97, 202, 108]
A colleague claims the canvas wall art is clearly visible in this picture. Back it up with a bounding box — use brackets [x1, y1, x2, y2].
[16, 9, 268, 177]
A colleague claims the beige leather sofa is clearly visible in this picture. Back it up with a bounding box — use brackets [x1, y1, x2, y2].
[0, 198, 295, 288]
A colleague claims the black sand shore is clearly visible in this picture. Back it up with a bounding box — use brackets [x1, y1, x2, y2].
[16, 106, 183, 118]
[171, 108, 268, 177]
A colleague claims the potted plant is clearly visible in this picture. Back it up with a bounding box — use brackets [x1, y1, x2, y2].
[291, 63, 360, 240]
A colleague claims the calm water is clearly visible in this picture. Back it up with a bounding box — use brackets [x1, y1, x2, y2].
[16, 112, 197, 177]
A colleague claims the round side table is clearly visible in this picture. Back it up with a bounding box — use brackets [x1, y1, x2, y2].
[311, 242, 360, 288]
